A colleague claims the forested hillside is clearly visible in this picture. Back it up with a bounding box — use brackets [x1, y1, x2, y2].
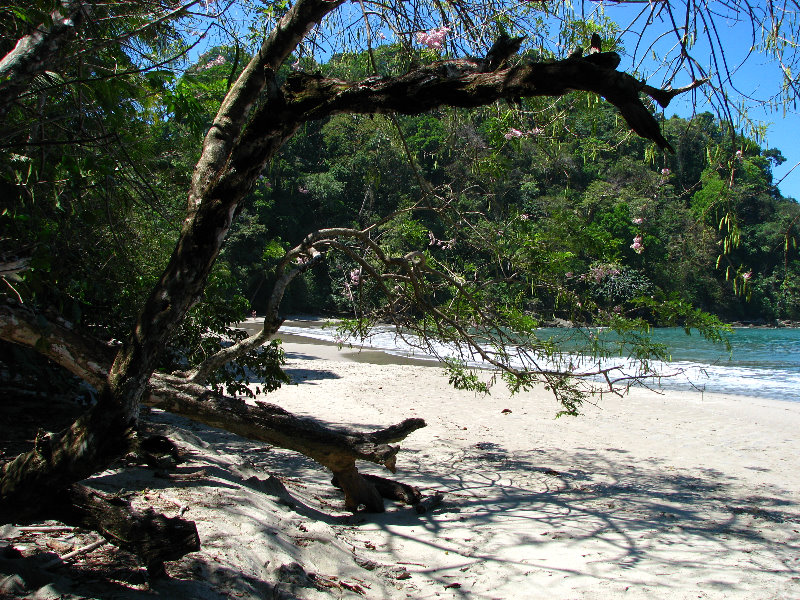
[4, 38, 796, 366]
[3, 0, 800, 574]
[197, 48, 800, 324]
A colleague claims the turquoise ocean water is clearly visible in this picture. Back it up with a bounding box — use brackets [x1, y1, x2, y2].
[277, 322, 800, 401]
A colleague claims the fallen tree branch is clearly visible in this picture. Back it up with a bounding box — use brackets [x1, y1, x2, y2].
[333, 472, 422, 506]
[147, 373, 426, 511]
[55, 484, 199, 576]
[0, 302, 427, 515]
[148, 373, 424, 473]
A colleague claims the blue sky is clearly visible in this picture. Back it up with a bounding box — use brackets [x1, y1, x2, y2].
[600, 2, 800, 201]
[193, 2, 800, 200]
[665, 65, 800, 202]
[667, 73, 800, 202]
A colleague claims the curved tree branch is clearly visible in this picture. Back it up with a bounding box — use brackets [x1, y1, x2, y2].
[0, 0, 87, 117]
[0, 302, 426, 516]
[279, 55, 689, 150]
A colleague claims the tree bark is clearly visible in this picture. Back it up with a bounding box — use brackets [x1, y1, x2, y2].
[56, 484, 200, 577]
[0, 0, 87, 117]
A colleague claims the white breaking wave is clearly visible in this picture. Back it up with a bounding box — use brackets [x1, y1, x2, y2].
[277, 323, 800, 401]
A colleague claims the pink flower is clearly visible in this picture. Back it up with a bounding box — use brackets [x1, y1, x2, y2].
[200, 54, 226, 70]
[416, 26, 451, 50]
[584, 264, 620, 282]
[428, 230, 454, 249]
[661, 168, 670, 176]
[630, 235, 645, 254]
[349, 268, 361, 286]
[504, 127, 541, 140]
[631, 217, 643, 225]
[298, 186, 310, 194]
[742, 271, 752, 281]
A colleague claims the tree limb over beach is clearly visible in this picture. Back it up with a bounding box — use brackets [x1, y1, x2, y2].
[4, 0, 787, 577]
[0, 302, 425, 521]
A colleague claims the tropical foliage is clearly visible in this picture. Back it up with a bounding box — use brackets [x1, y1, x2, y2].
[1, 0, 799, 565]
[217, 53, 799, 325]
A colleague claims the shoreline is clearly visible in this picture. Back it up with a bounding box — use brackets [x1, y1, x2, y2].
[240, 318, 441, 368]
[256, 341, 800, 598]
[8, 335, 797, 599]
[240, 317, 800, 404]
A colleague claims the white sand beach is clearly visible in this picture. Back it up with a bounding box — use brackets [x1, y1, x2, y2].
[3, 334, 799, 599]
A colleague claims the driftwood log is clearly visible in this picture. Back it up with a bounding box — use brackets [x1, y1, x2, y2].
[56, 484, 200, 577]
[1, 0, 702, 572]
[147, 373, 426, 512]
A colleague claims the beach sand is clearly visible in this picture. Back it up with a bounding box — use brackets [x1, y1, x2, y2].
[3, 332, 799, 599]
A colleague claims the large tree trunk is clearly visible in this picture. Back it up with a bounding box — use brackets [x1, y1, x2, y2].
[0, 0, 349, 537]
[1, 0, 701, 568]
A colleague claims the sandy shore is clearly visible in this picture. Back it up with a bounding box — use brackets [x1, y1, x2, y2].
[261, 335, 800, 599]
[3, 331, 799, 599]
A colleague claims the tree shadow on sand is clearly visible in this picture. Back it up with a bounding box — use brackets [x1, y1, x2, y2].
[341, 440, 800, 598]
[4, 407, 798, 599]
[139, 409, 799, 598]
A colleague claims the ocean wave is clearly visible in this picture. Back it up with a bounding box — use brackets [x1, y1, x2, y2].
[276, 324, 800, 401]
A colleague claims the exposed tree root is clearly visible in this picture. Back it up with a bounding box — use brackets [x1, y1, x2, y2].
[56, 484, 199, 577]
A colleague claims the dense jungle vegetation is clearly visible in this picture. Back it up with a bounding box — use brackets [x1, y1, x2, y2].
[210, 49, 800, 325]
[3, 0, 800, 571]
